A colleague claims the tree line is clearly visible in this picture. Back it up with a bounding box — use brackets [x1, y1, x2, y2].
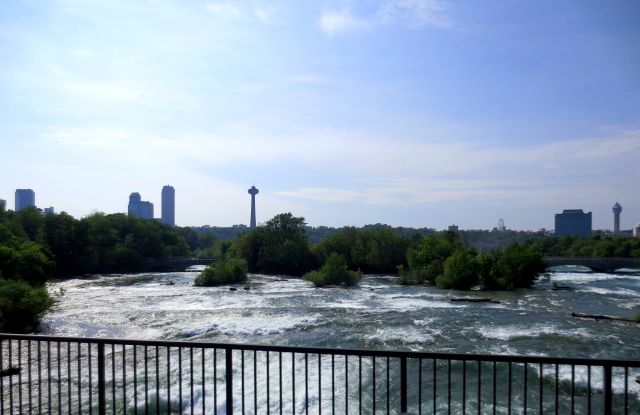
[0, 205, 199, 333]
[4, 207, 634, 333]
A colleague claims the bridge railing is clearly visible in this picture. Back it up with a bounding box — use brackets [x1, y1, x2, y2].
[2, 334, 640, 415]
[544, 256, 640, 263]
[142, 257, 218, 263]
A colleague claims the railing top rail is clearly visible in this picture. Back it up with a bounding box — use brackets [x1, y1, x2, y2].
[142, 257, 218, 262]
[2, 333, 639, 368]
[543, 256, 640, 262]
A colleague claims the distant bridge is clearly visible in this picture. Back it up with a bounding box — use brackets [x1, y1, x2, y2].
[543, 256, 640, 273]
[142, 257, 218, 272]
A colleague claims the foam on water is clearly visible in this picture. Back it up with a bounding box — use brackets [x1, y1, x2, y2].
[42, 271, 640, 360]
[478, 324, 593, 341]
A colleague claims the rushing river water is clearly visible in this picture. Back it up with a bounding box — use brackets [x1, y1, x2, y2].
[43, 268, 640, 361]
[1, 268, 636, 415]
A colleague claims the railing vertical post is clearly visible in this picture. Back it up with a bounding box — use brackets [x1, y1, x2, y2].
[98, 342, 106, 415]
[401, 357, 407, 413]
[226, 348, 233, 415]
[603, 364, 612, 415]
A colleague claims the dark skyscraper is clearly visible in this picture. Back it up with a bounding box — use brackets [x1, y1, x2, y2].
[554, 209, 592, 237]
[128, 192, 154, 219]
[248, 185, 259, 228]
[15, 189, 35, 211]
[612, 202, 622, 234]
[161, 185, 175, 226]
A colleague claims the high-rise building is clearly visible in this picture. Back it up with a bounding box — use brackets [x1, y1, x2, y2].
[15, 189, 35, 211]
[554, 209, 592, 237]
[43, 207, 54, 215]
[161, 185, 175, 226]
[0, 199, 5, 210]
[248, 185, 259, 228]
[128, 192, 154, 219]
[612, 202, 622, 234]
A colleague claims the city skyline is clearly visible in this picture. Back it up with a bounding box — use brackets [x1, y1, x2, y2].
[1, 1, 639, 229]
[2, 183, 636, 233]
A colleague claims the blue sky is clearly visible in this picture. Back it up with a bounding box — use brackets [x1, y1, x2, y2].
[1, 0, 639, 230]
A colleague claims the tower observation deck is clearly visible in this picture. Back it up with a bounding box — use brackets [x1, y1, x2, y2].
[612, 202, 622, 234]
[248, 186, 259, 229]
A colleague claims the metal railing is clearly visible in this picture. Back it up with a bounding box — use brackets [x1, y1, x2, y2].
[1, 334, 639, 415]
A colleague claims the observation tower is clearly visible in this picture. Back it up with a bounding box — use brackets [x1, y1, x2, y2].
[248, 185, 259, 229]
[612, 202, 622, 234]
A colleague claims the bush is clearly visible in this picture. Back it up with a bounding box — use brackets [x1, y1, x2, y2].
[435, 249, 479, 290]
[480, 243, 546, 289]
[194, 258, 248, 286]
[303, 253, 362, 287]
[0, 278, 57, 333]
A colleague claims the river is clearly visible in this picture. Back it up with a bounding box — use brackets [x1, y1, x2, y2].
[43, 268, 640, 361]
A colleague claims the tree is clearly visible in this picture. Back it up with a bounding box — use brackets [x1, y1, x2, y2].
[303, 253, 362, 287]
[480, 243, 546, 289]
[194, 258, 248, 286]
[402, 231, 463, 285]
[435, 249, 479, 289]
[236, 213, 316, 276]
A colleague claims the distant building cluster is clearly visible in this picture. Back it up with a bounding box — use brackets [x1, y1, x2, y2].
[127, 193, 154, 219]
[551, 202, 639, 237]
[8, 189, 55, 214]
[3, 184, 639, 238]
[127, 185, 175, 225]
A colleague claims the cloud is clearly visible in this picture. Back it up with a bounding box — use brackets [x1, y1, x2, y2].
[276, 188, 365, 202]
[378, 0, 451, 29]
[319, 9, 372, 35]
[253, 8, 272, 24]
[205, 2, 242, 18]
[319, 0, 451, 35]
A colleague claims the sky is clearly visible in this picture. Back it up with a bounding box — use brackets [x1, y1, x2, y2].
[1, 0, 639, 231]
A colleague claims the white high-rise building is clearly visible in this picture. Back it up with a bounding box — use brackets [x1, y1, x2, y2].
[161, 185, 175, 226]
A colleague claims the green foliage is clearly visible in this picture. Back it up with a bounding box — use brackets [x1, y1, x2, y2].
[235, 213, 317, 276]
[401, 230, 545, 291]
[194, 259, 248, 286]
[531, 234, 640, 258]
[435, 249, 479, 289]
[302, 253, 362, 287]
[479, 243, 546, 289]
[403, 231, 463, 285]
[0, 219, 57, 333]
[313, 225, 412, 273]
[0, 279, 56, 333]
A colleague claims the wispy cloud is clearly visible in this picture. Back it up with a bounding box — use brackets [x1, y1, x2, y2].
[378, 0, 451, 29]
[205, 2, 243, 18]
[319, 9, 372, 35]
[319, 0, 451, 35]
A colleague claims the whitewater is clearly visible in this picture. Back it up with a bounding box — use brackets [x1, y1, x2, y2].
[43, 269, 640, 361]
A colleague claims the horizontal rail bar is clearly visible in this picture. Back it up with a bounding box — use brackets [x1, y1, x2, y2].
[2, 333, 640, 368]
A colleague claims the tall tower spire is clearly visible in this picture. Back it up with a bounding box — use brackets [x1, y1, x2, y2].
[612, 202, 622, 234]
[248, 185, 259, 229]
